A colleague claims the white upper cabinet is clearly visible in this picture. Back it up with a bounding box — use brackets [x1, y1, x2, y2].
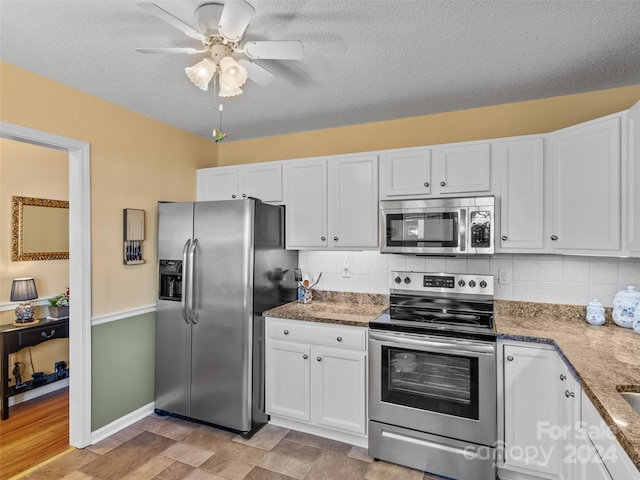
[284, 158, 329, 249]
[380, 147, 432, 198]
[379, 142, 491, 198]
[628, 100, 640, 257]
[329, 153, 379, 248]
[197, 162, 283, 203]
[547, 115, 621, 253]
[494, 136, 545, 252]
[285, 154, 379, 250]
[434, 142, 491, 194]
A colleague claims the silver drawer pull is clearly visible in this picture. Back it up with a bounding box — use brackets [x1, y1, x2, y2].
[283, 330, 289, 335]
[303, 354, 308, 359]
[336, 336, 342, 342]
[316, 357, 322, 362]
[41, 330, 56, 339]
[560, 374, 566, 381]
[506, 355, 514, 361]
[565, 390, 575, 398]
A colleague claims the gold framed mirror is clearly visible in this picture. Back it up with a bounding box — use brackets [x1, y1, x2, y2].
[11, 196, 69, 261]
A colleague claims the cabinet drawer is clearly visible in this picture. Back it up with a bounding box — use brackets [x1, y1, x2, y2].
[267, 319, 366, 350]
[18, 323, 69, 348]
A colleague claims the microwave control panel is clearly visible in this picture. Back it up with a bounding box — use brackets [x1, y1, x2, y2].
[470, 211, 492, 248]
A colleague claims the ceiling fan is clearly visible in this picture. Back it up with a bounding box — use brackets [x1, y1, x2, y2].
[136, 0, 304, 97]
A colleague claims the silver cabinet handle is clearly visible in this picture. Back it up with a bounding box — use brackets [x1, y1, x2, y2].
[560, 374, 566, 381]
[565, 390, 575, 398]
[501, 235, 508, 241]
[440, 181, 446, 187]
[321, 236, 326, 241]
[317, 357, 322, 362]
[232, 194, 237, 198]
[551, 235, 558, 241]
[303, 354, 308, 359]
[336, 336, 343, 342]
[41, 330, 56, 339]
[283, 330, 289, 335]
[333, 236, 339, 241]
[242, 194, 247, 198]
[424, 182, 429, 187]
[506, 355, 514, 361]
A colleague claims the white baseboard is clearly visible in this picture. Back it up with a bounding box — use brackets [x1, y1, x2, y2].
[6, 378, 70, 408]
[90, 402, 155, 445]
[269, 416, 367, 449]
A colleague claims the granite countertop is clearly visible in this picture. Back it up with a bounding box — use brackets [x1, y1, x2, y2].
[264, 291, 388, 327]
[495, 301, 640, 472]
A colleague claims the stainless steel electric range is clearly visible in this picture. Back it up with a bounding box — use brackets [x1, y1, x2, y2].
[368, 271, 497, 480]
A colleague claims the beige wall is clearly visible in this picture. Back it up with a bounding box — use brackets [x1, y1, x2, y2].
[0, 61, 218, 317]
[0, 139, 69, 324]
[218, 84, 640, 165]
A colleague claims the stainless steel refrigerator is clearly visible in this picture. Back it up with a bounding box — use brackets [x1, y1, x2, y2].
[155, 199, 297, 436]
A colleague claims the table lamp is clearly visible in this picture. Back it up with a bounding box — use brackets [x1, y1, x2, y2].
[10, 278, 39, 325]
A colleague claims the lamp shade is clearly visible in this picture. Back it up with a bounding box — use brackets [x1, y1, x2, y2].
[10, 278, 38, 302]
[185, 58, 217, 91]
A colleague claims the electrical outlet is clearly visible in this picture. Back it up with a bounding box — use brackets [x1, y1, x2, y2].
[342, 264, 351, 278]
[498, 268, 511, 285]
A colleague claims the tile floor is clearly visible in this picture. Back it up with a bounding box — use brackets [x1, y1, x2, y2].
[17, 414, 442, 480]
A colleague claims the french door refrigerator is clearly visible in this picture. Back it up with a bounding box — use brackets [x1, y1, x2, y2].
[156, 199, 297, 436]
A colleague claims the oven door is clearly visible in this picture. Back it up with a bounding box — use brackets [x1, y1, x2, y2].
[369, 329, 496, 446]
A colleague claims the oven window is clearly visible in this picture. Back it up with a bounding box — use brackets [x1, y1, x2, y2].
[381, 346, 479, 420]
[386, 213, 458, 247]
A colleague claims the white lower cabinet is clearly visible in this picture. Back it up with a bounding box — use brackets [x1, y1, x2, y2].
[265, 317, 367, 447]
[499, 342, 579, 480]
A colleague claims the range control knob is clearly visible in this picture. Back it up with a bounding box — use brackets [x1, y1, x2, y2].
[479, 280, 487, 288]
[458, 280, 466, 287]
[403, 277, 411, 284]
[394, 276, 402, 284]
[468, 280, 477, 288]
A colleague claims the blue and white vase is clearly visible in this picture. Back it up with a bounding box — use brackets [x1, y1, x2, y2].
[612, 286, 640, 328]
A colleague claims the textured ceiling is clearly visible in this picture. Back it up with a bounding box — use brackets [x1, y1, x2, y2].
[1, 0, 640, 142]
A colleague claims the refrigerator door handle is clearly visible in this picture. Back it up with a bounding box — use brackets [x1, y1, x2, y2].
[188, 239, 199, 324]
[181, 239, 192, 324]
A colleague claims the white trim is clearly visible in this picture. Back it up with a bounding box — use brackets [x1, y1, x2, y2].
[91, 304, 156, 326]
[0, 298, 54, 312]
[7, 378, 70, 408]
[90, 401, 155, 445]
[268, 416, 368, 448]
[0, 121, 92, 449]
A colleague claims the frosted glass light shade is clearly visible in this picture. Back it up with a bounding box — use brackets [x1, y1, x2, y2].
[219, 56, 247, 97]
[185, 58, 217, 91]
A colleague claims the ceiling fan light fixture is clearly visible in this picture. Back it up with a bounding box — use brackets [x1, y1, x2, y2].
[219, 56, 247, 88]
[185, 57, 217, 90]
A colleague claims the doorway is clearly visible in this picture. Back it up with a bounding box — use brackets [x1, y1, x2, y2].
[0, 121, 92, 449]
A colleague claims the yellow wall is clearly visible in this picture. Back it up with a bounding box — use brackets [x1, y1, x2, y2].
[0, 62, 218, 316]
[218, 84, 640, 165]
[0, 139, 69, 324]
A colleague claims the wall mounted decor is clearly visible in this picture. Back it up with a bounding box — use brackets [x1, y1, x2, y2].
[123, 208, 145, 265]
[11, 196, 69, 261]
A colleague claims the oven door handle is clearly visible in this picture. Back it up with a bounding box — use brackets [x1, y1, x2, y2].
[369, 331, 495, 355]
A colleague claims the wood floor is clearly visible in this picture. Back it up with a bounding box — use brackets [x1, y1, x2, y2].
[0, 388, 69, 480]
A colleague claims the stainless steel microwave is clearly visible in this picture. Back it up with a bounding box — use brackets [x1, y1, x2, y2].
[380, 196, 495, 255]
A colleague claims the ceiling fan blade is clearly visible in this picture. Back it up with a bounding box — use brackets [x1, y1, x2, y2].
[238, 59, 277, 87]
[138, 3, 204, 41]
[243, 41, 304, 60]
[135, 47, 207, 54]
[218, 0, 255, 42]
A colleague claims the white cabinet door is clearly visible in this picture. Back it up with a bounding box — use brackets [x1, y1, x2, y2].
[284, 158, 328, 249]
[434, 142, 491, 194]
[494, 137, 545, 251]
[241, 162, 283, 203]
[266, 339, 311, 422]
[503, 344, 563, 477]
[628, 101, 640, 256]
[329, 154, 378, 248]
[196, 167, 239, 201]
[313, 346, 366, 434]
[380, 148, 432, 198]
[548, 116, 621, 252]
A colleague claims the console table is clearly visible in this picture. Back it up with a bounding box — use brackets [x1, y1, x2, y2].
[1, 318, 69, 420]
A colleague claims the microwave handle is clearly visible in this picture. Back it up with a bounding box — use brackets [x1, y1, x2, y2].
[458, 208, 467, 252]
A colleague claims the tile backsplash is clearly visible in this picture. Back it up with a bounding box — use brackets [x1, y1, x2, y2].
[297, 251, 640, 307]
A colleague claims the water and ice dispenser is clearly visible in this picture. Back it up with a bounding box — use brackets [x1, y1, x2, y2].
[159, 260, 182, 301]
